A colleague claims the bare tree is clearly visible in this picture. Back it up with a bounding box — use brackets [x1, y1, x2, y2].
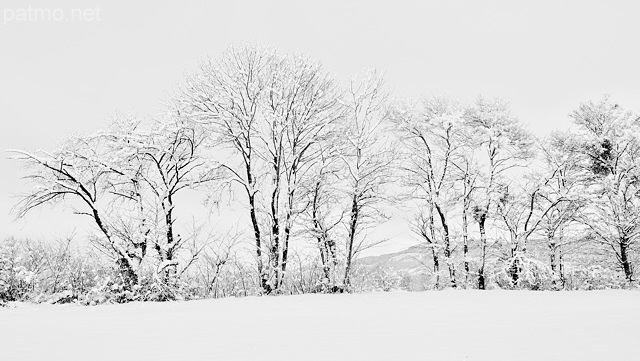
[193, 228, 240, 298]
[178, 46, 342, 293]
[463, 96, 534, 289]
[179, 46, 273, 292]
[494, 171, 569, 286]
[393, 96, 465, 288]
[260, 54, 342, 290]
[116, 116, 217, 284]
[341, 70, 395, 288]
[538, 132, 585, 287]
[410, 211, 442, 287]
[451, 143, 480, 286]
[11, 111, 219, 295]
[299, 144, 344, 291]
[10, 130, 143, 288]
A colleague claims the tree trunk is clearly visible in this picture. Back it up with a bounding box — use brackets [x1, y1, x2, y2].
[548, 231, 560, 289]
[549, 241, 557, 273]
[311, 181, 332, 289]
[619, 239, 633, 282]
[246, 156, 270, 294]
[477, 214, 487, 290]
[431, 247, 440, 288]
[435, 203, 456, 288]
[314, 224, 333, 288]
[267, 150, 284, 292]
[327, 240, 339, 291]
[344, 193, 359, 288]
[159, 195, 177, 284]
[462, 201, 470, 285]
[558, 243, 565, 288]
[462, 174, 472, 286]
[279, 185, 297, 289]
[249, 193, 269, 294]
[319, 241, 331, 285]
[428, 205, 440, 289]
[269, 185, 280, 292]
[92, 207, 139, 290]
[509, 232, 519, 286]
[116, 257, 138, 290]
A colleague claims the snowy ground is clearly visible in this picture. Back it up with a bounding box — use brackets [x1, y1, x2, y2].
[1, 291, 638, 361]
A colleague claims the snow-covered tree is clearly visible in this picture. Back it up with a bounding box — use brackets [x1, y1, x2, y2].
[10, 130, 143, 288]
[177, 45, 343, 293]
[463, 96, 534, 289]
[537, 132, 586, 287]
[299, 144, 344, 291]
[102, 115, 218, 288]
[569, 96, 640, 282]
[393, 96, 467, 288]
[341, 70, 396, 288]
[494, 169, 571, 287]
[178, 45, 273, 292]
[450, 129, 481, 286]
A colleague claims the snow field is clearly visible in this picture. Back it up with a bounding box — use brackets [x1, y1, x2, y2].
[1, 290, 638, 361]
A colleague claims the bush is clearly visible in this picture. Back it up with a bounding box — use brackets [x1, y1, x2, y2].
[2, 235, 638, 305]
[563, 265, 630, 290]
[0, 238, 35, 302]
[492, 255, 555, 290]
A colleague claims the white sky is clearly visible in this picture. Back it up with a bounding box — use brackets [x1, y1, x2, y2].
[2, 0, 640, 252]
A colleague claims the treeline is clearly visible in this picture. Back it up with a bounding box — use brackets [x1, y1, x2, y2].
[2, 45, 639, 304]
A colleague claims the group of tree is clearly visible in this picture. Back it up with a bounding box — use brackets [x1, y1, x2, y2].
[3, 45, 638, 303]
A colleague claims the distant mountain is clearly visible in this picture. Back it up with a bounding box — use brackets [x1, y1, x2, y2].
[358, 243, 432, 275]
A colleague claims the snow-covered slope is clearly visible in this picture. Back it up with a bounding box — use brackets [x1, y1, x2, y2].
[359, 243, 431, 274]
[1, 291, 638, 361]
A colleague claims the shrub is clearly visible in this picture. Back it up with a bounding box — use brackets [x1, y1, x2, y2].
[563, 265, 630, 290]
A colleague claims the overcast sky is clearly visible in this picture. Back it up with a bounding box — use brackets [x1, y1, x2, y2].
[2, 0, 639, 250]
